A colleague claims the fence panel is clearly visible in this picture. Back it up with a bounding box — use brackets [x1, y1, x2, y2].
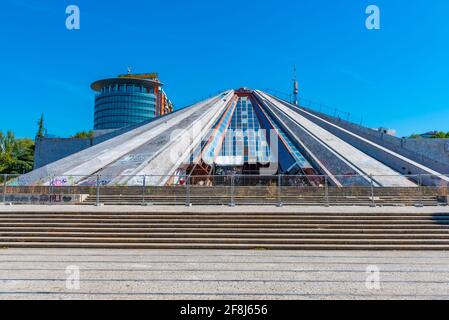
[189, 175, 230, 206]
[423, 174, 449, 206]
[2, 174, 54, 204]
[371, 175, 422, 207]
[147, 174, 187, 205]
[280, 175, 327, 206]
[330, 175, 373, 206]
[233, 175, 278, 206]
[0, 174, 6, 203]
[1, 173, 447, 206]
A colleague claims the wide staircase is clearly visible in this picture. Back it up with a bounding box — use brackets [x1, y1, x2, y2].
[81, 186, 443, 206]
[1, 210, 449, 250]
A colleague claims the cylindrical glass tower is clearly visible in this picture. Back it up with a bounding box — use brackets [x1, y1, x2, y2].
[91, 78, 160, 130]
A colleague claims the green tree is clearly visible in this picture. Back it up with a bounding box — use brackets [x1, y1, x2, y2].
[72, 130, 94, 139]
[0, 131, 35, 174]
[409, 134, 421, 139]
[432, 132, 447, 139]
[36, 114, 46, 138]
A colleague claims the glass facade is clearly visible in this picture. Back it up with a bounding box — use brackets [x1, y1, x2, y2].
[204, 97, 270, 166]
[94, 82, 157, 130]
[203, 99, 236, 164]
[201, 94, 312, 173]
[221, 97, 270, 163]
[254, 99, 312, 170]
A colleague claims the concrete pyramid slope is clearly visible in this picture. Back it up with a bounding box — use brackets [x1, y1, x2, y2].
[19, 91, 233, 186]
[17, 89, 449, 188]
[260, 91, 449, 187]
[256, 91, 416, 187]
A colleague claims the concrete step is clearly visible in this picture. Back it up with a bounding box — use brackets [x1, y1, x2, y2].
[1, 214, 448, 220]
[1, 210, 448, 250]
[4, 236, 449, 245]
[82, 196, 439, 201]
[3, 211, 449, 217]
[82, 202, 438, 206]
[1, 222, 448, 229]
[2, 231, 449, 240]
[1, 227, 449, 234]
[1, 218, 448, 225]
[83, 197, 437, 201]
[81, 195, 441, 207]
[2, 242, 449, 250]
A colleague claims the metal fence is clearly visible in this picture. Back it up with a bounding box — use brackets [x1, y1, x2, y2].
[263, 88, 366, 126]
[0, 173, 448, 207]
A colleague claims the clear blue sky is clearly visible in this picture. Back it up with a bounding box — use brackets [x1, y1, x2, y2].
[1, 0, 448, 138]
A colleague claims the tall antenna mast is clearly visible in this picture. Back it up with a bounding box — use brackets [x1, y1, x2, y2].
[293, 66, 299, 106]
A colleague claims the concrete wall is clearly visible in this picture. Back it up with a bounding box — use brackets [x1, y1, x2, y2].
[400, 139, 449, 168]
[34, 137, 93, 169]
[302, 107, 449, 173]
[33, 125, 145, 169]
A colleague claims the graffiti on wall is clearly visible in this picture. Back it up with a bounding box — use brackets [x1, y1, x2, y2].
[51, 176, 74, 187]
[118, 154, 149, 164]
[3, 194, 77, 204]
[6, 176, 34, 187]
[78, 178, 112, 187]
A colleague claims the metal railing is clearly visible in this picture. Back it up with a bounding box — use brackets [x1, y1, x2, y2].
[0, 173, 448, 207]
[263, 88, 366, 126]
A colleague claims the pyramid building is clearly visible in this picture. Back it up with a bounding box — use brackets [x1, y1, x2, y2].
[19, 88, 449, 188]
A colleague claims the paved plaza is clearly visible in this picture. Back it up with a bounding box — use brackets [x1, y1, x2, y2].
[1, 248, 449, 300]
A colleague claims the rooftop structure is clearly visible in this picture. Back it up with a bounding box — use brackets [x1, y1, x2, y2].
[91, 73, 173, 131]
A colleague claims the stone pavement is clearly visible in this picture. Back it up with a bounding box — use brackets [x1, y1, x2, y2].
[1, 249, 449, 300]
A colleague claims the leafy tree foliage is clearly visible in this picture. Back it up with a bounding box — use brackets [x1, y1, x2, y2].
[409, 132, 449, 139]
[72, 130, 94, 139]
[36, 114, 46, 138]
[0, 131, 35, 174]
[432, 132, 449, 139]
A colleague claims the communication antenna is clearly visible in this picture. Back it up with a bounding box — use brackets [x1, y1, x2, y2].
[293, 66, 299, 106]
[127, 66, 132, 75]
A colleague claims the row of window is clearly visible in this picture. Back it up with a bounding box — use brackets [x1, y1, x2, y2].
[95, 105, 155, 115]
[95, 113, 154, 120]
[99, 84, 156, 94]
[95, 118, 150, 129]
[95, 94, 156, 104]
[95, 122, 136, 130]
[95, 114, 152, 123]
[95, 106, 155, 116]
